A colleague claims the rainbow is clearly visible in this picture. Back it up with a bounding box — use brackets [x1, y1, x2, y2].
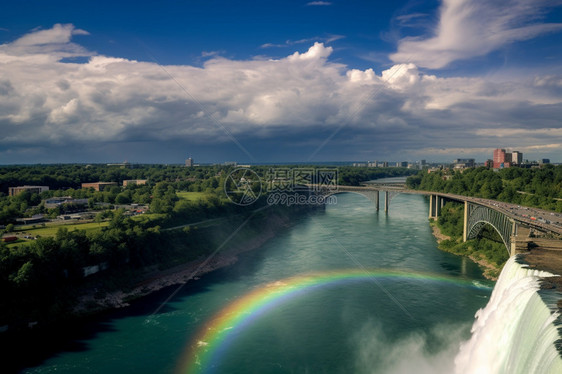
[176, 269, 491, 373]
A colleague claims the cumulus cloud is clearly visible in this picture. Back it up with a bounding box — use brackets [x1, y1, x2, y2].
[390, 0, 562, 69]
[1, 24, 562, 162]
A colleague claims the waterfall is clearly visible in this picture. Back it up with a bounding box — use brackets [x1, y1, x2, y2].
[454, 256, 562, 374]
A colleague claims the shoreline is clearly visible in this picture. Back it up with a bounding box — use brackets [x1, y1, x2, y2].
[73, 211, 292, 314]
[91, 213, 500, 314]
[430, 221, 500, 281]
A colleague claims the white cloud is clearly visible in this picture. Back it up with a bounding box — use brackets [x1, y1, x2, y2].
[306, 1, 332, 6]
[0, 23, 92, 61]
[13, 23, 88, 46]
[1, 24, 562, 162]
[390, 0, 562, 69]
[260, 34, 344, 49]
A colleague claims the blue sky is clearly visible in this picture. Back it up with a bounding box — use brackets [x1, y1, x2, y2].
[1, 0, 562, 164]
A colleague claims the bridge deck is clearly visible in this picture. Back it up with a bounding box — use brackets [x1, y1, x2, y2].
[308, 184, 562, 236]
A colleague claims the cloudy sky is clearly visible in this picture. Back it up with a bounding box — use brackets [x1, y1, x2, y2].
[1, 0, 562, 164]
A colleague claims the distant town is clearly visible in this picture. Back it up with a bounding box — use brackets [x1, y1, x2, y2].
[181, 148, 554, 171]
[350, 148, 553, 171]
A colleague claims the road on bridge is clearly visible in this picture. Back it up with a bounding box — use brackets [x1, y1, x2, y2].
[315, 183, 562, 236]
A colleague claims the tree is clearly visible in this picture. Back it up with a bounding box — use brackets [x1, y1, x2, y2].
[6, 223, 14, 233]
[10, 261, 35, 286]
[94, 212, 104, 226]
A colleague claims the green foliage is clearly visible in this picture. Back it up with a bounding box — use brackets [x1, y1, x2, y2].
[337, 167, 416, 186]
[437, 202, 464, 237]
[0, 164, 233, 224]
[408, 165, 562, 211]
[433, 201, 509, 276]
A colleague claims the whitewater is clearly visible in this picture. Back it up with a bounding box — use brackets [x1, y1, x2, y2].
[454, 255, 562, 374]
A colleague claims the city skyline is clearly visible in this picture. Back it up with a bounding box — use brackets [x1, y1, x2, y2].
[1, 0, 562, 164]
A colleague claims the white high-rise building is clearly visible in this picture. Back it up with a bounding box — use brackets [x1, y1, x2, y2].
[511, 151, 522, 165]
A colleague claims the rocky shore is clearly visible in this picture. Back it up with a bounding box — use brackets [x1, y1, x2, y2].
[74, 211, 293, 314]
[430, 222, 500, 281]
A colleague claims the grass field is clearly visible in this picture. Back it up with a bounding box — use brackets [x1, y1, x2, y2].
[176, 191, 210, 202]
[5, 221, 110, 248]
[18, 221, 110, 237]
[9, 213, 166, 241]
[131, 213, 166, 224]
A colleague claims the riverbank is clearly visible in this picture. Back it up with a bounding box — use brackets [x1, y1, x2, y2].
[73, 208, 298, 314]
[430, 221, 501, 280]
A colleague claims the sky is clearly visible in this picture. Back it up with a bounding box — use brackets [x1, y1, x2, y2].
[1, 0, 562, 164]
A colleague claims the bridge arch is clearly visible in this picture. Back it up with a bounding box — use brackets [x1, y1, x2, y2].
[465, 203, 514, 255]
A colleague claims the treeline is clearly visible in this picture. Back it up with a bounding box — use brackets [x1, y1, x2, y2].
[0, 164, 234, 224]
[407, 165, 562, 211]
[0, 164, 230, 194]
[337, 167, 416, 186]
[0, 212, 162, 325]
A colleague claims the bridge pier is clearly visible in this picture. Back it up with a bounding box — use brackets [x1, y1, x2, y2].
[463, 201, 468, 242]
[510, 222, 517, 257]
[375, 190, 379, 211]
[429, 195, 434, 218]
[429, 194, 441, 219]
[384, 191, 389, 213]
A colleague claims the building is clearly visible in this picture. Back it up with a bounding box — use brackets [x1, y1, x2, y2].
[400, 161, 408, 167]
[17, 215, 45, 225]
[44, 197, 89, 209]
[511, 151, 523, 165]
[9, 185, 49, 196]
[493, 149, 511, 169]
[453, 158, 475, 169]
[539, 159, 551, 164]
[185, 157, 194, 167]
[107, 162, 133, 169]
[81, 182, 118, 191]
[493, 149, 524, 169]
[123, 179, 147, 187]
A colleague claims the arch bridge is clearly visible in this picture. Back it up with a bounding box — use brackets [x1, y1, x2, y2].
[428, 194, 516, 255]
[310, 184, 562, 256]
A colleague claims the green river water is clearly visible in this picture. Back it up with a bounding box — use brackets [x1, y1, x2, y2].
[24, 193, 492, 374]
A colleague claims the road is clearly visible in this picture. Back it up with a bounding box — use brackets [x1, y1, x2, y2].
[325, 183, 562, 236]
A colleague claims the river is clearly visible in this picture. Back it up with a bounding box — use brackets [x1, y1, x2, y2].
[24, 193, 492, 374]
